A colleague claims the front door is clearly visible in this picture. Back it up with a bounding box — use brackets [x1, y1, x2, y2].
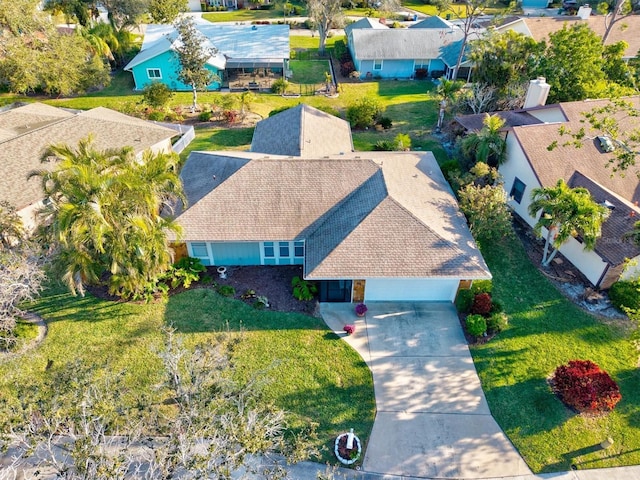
[319, 280, 353, 302]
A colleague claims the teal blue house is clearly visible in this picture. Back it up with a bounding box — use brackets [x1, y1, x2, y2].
[124, 23, 290, 91]
[345, 17, 476, 80]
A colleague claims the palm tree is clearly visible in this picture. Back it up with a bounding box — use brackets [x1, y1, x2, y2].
[0, 201, 25, 250]
[623, 221, 640, 247]
[31, 137, 185, 299]
[528, 179, 610, 267]
[460, 114, 507, 167]
[436, 79, 463, 129]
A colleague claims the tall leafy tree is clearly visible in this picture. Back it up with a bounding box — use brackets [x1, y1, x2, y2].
[44, 0, 93, 26]
[460, 114, 507, 167]
[0, 2, 110, 94]
[470, 30, 545, 95]
[31, 137, 185, 299]
[540, 24, 605, 103]
[149, 0, 188, 23]
[101, 0, 149, 30]
[598, 0, 634, 44]
[528, 179, 610, 267]
[306, 0, 343, 56]
[436, 79, 463, 129]
[174, 17, 220, 112]
[459, 183, 513, 249]
[435, 0, 500, 80]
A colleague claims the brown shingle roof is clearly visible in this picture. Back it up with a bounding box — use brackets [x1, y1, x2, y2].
[523, 16, 640, 58]
[512, 97, 640, 205]
[454, 110, 543, 133]
[176, 151, 491, 279]
[0, 103, 178, 210]
[568, 172, 640, 265]
[250, 104, 353, 157]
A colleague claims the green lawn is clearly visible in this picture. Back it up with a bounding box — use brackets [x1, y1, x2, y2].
[474, 236, 640, 473]
[289, 60, 331, 84]
[0, 285, 375, 463]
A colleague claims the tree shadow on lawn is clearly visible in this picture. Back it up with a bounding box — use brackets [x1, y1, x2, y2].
[276, 383, 375, 463]
[29, 290, 136, 324]
[165, 288, 327, 333]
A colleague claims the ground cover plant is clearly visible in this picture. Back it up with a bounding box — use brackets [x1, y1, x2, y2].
[0, 283, 375, 465]
[473, 234, 640, 472]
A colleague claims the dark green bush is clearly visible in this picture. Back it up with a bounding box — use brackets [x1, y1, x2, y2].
[373, 140, 395, 151]
[271, 78, 288, 94]
[147, 111, 166, 121]
[455, 289, 474, 313]
[439, 159, 461, 182]
[608, 280, 640, 311]
[333, 39, 347, 59]
[142, 82, 173, 108]
[487, 312, 508, 334]
[377, 117, 392, 129]
[346, 97, 382, 128]
[198, 111, 212, 121]
[216, 285, 236, 297]
[465, 314, 487, 337]
[292, 276, 317, 301]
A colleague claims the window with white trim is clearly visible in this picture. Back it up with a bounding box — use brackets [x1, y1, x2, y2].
[147, 68, 162, 79]
[415, 59, 429, 69]
[263, 242, 275, 258]
[373, 59, 382, 70]
[279, 242, 290, 257]
[509, 177, 526, 204]
[191, 242, 208, 258]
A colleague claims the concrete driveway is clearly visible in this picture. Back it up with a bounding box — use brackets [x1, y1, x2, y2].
[320, 302, 532, 479]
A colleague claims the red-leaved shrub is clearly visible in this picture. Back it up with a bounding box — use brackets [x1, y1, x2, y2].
[552, 360, 621, 414]
[471, 292, 492, 316]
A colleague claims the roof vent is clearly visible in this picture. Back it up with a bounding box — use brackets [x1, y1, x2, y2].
[602, 200, 615, 210]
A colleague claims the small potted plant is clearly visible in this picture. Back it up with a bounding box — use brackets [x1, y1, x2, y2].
[355, 303, 367, 317]
[343, 324, 356, 335]
[334, 429, 361, 465]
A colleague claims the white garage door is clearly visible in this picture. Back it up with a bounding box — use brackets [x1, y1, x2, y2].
[364, 278, 459, 302]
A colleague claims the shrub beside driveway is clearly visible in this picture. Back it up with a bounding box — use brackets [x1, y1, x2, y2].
[473, 235, 640, 473]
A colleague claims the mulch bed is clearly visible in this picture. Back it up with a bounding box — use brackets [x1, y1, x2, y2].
[87, 265, 319, 315]
[208, 265, 319, 316]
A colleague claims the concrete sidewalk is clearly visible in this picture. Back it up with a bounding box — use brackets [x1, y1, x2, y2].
[320, 302, 531, 479]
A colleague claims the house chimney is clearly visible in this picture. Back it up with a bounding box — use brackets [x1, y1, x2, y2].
[523, 77, 550, 109]
[577, 5, 592, 19]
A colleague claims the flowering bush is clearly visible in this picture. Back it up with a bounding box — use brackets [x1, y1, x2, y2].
[343, 324, 355, 335]
[552, 360, 621, 414]
[355, 303, 368, 316]
[471, 292, 493, 316]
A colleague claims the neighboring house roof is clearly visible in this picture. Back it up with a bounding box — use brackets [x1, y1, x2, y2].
[503, 16, 640, 59]
[454, 110, 544, 132]
[348, 28, 468, 62]
[410, 16, 456, 29]
[345, 17, 389, 35]
[0, 103, 178, 211]
[567, 172, 640, 266]
[125, 23, 290, 72]
[250, 105, 353, 157]
[502, 97, 640, 266]
[175, 151, 490, 280]
[511, 98, 640, 205]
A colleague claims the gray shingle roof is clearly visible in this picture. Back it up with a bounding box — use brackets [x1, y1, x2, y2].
[250, 105, 353, 157]
[176, 151, 490, 279]
[410, 16, 455, 29]
[344, 17, 389, 35]
[349, 28, 465, 61]
[0, 103, 178, 211]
